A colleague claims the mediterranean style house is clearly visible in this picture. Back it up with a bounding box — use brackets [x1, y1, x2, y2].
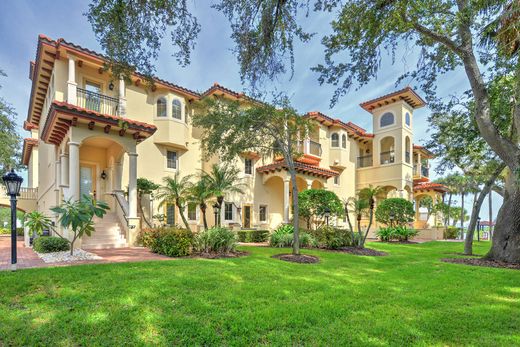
[18, 34, 447, 248]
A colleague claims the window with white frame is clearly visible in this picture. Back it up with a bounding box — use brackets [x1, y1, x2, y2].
[405, 112, 411, 126]
[166, 204, 175, 226]
[334, 175, 340, 185]
[172, 99, 182, 120]
[157, 97, 167, 117]
[259, 205, 267, 222]
[187, 202, 197, 221]
[331, 133, 339, 147]
[224, 203, 233, 221]
[380, 112, 394, 127]
[245, 158, 253, 175]
[166, 150, 177, 169]
[341, 134, 347, 149]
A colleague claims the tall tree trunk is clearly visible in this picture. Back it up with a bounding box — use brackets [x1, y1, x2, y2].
[445, 192, 452, 231]
[176, 198, 190, 230]
[217, 196, 224, 227]
[200, 204, 208, 230]
[362, 207, 374, 247]
[460, 190, 465, 239]
[289, 168, 300, 255]
[486, 171, 520, 263]
[488, 191, 493, 238]
[464, 164, 504, 255]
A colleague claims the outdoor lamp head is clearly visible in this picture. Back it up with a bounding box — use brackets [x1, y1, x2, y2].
[2, 169, 23, 196]
[324, 207, 331, 217]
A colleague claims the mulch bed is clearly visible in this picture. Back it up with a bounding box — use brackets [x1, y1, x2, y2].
[196, 251, 249, 259]
[378, 240, 418, 244]
[445, 252, 484, 257]
[441, 257, 520, 270]
[333, 247, 388, 256]
[272, 254, 320, 264]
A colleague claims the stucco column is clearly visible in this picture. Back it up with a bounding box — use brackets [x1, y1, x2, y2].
[283, 177, 290, 223]
[60, 153, 69, 187]
[68, 142, 80, 201]
[128, 152, 138, 218]
[113, 161, 123, 192]
[118, 77, 126, 117]
[67, 56, 77, 105]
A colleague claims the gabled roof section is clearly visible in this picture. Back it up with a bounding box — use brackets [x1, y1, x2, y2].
[414, 182, 448, 193]
[22, 138, 38, 166]
[305, 111, 374, 141]
[360, 87, 426, 112]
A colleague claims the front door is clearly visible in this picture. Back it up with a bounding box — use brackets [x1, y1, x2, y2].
[243, 205, 251, 228]
[80, 166, 95, 199]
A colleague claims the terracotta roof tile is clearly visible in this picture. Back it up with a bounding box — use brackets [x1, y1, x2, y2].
[257, 160, 339, 179]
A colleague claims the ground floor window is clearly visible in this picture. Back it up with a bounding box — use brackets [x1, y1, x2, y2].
[224, 202, 233, 221]
[166, 204, 175, 226]
[187, 203, 197, 221]
[259, 205, 267, 222]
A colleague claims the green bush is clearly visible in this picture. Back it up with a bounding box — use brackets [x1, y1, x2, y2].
[269, 225, 316, 248]
[444, 226, 459, 239]
[310, 226, 353, 249]
[237, 229, 269, 242]
[194, 227, 237, 254]
[138, 227, 193, 257]
[33, 236, 70, 253]
[377, 226, 418, 242]
[0, 227, 24, 236]
[375, 198, 415, 226]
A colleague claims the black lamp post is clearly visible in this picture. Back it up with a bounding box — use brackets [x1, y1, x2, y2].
[2, 169, 23, 271]
[213, 203, 220, 227]
[324, 207, 331, 227]
[476, 216, 481, 242]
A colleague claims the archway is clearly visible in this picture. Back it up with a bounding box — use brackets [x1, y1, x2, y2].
[263, 176, 285, 227]
[380, 136, 395, 164]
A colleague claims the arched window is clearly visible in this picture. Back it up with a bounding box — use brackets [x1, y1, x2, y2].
[331, 133, 339, 147]
[341, 134, 347, 149]
[380, 136, 395, 164]
[172, 99, 182, 120]
[405, 136, 411, 163]
[380, 112, 394, 127]
[405, 112, 411, 126]
[157, 97, 166, 117]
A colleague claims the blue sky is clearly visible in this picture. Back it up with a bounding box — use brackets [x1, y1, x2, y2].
[0, 0, 501, 222]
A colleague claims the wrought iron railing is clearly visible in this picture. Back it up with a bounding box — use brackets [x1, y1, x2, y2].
[309, 140, 322, 157]
[357, 155, 373, 168]
[380, 151, 395, 164]
[77, 88, 119, 116]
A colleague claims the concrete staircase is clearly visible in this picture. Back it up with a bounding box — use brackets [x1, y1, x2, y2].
[82, 212, 127, 249]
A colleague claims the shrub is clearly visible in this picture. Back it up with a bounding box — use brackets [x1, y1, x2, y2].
[138, 227, 193, 257]
[377, 226, 418, 242]
[310, 226, 353, 249]
[298, 189, 344, 228]
[269, 225, 316, 248]
[237, 229, 269, 243]
[194, 227, 237, 254]
[375, 198, 415, 226]
[33, 236, 70, 253]
[0, 227, 24, 236]
[444, 226, 459, 239]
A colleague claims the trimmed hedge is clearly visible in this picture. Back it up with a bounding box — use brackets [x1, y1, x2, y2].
[137, 227, 193, 257]
[309, 226, 353, 249]
[0, 227, 24, 236]
[33, 236, 70, 253]
[237, 229, 269, 243]
[194, 227, 237, 254]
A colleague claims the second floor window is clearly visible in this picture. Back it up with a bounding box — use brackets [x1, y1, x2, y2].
[331, 133, 339, 147]
[157, 97, 167, 117]
[224, 203, 233, 221]
[245, 158, 253, 175]
[380, 112, 394, 127]
[172, 99, 182, 120]
[167, 150, 177, 169]
[342, 134, 347, 149]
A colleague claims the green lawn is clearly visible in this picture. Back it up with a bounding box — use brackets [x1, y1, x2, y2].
[1, 242, 519, 346]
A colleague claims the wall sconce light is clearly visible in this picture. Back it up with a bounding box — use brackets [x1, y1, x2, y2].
[100, 170, 107, 180]
[109, 82, 114, 91]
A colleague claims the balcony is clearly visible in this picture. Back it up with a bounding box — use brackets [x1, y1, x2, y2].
[413, 165, 430, 178]
[330, 147, 349, 169]
[357, 155, 373, 168]
[153, 118, 189, 149]
[380, 151, 395, 165]
[77, 88, 119, 116]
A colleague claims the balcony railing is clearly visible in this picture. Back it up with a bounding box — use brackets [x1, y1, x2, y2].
[77, 88, 119, 116]
[1, 186, 38, 200]
[357, 155, 373, 168]
[380, 151, 395, 165]
[309, 140, 322, 157]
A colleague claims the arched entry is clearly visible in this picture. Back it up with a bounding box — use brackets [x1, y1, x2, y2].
[263, 176, 285, 227]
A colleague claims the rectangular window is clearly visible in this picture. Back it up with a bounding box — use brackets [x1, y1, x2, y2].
[166, 204, 175, 226]
[167, 151, 177, 169]
[245, 158, 253, 175]
[224, 203, 233, 221]
[187, 203, 197, 221]
[334, 175, 340, 185]
[259, 205, 267, 222]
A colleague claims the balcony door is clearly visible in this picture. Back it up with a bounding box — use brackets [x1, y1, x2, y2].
[85, 81, 102, 112]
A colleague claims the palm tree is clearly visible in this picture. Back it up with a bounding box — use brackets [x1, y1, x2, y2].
[344, 196, 370, 248]
[202, 164, 245, 226]
[435, 174, 459, 228]
[358, 185, 384, 245]
[188, 178, 213, 230]
[155, 172, 193, 230]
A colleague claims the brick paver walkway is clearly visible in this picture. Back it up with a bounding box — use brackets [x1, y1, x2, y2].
[0, 236, 171, 271]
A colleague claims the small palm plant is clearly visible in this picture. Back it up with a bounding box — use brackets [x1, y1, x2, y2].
[344, 196, 370, 248]
[24, 211, 53, 242]
[50, 195, 110, 255]
[358, 185, 384, 245]
[156, 172, 193, 230]
[202, 164, 245, 226]
[188, 178, 213, 230]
